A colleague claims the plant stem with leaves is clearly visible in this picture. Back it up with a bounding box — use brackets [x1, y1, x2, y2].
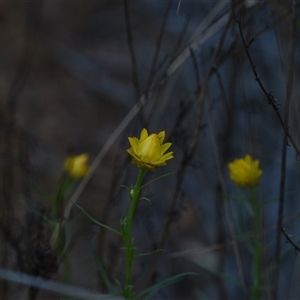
[250, 186, 263, 300]
[122, 168, 146, 299]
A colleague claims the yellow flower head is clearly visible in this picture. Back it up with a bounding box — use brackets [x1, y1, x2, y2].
[64, 153, 89, 179]
[127, 128, 174, 171]
[228, 154, 262, 188]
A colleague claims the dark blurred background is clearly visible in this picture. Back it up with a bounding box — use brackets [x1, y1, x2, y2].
[0, 1, 300, 299]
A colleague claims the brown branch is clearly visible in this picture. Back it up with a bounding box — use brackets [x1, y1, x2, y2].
[236, 16, 300, 158]
[281, 227, 300, 253]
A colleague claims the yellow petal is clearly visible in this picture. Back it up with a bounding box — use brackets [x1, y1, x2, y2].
[157, 131, 165, 143]
[160, 152, 174, 161]
[161, 142, 172, 154]
[128, 137, 139, 153]
[140, 128, 149, 142]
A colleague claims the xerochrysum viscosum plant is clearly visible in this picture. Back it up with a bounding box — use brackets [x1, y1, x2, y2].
[123, 128, 173, 298]
[228, 154, 263, 300]
[76, 128, 195, 299]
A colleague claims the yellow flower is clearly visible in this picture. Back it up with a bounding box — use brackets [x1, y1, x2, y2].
[64, 153, 89, 179]
[127, 128, 174, 171]
[228, 154, 262, 188]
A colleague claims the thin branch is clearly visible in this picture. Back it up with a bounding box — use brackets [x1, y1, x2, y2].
[236, 17, 300, 158]
[213, 65, 231, 124]
[169, 14, 190, 62]
[281, 228, 300, 253]
[145, 0, 173, 94]
[0, 267, 120, 300]
[123, 0, 141, 101]
[190, 48, 201, 93]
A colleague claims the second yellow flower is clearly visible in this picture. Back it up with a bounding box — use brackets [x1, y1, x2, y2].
[228, 154, 262, 188]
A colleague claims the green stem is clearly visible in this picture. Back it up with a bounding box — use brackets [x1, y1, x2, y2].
[53, 176, 74, 219]
[123, 168, 146, 299]
[250, 186, 262, 300]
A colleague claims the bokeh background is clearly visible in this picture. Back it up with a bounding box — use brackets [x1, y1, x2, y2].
[0, 1, 300, 299]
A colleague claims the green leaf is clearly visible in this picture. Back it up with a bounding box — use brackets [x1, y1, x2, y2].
[140, 172, 174, 189]
[75, 203, 121, 236]
[91, 236, 115, 295]
[120, 218, 127, 236]
[137, 272, 197, 299]
[134, 249, 165, 258]
[120, 185, 129, 190]
[139, 197, 151, 204]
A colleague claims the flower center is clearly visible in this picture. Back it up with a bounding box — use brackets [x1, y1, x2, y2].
[138, 134, 161, 162]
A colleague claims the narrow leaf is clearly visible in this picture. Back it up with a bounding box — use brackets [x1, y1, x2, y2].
[134, 249, 165, 258]
[75, 204, 121, 236]
[137, 272, 197, 299]
[91, 236, 115, 295]
[140, 172, 174, 189]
